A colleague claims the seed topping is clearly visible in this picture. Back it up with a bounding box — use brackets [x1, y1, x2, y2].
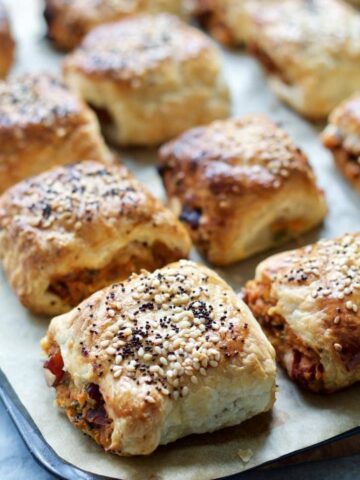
[83, 261, 247, 401]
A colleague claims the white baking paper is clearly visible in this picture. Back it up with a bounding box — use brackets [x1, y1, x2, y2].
[1, 0, 360, 478]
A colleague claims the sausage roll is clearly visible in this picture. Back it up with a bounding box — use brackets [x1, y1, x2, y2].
[322, 94, 360, 193]
[244, 232, 360, 393]
[41, 260, 276, 455]
[44, 0, 190, 51]
[244, 0, 360, 119]
[0, 0, 14, 78]
[197, 0, 260, 46]
[159, 115, 327, 266]
[62, 14, 230, 146]
[0, 161, 191, 316]
[0, 74, 112, 193]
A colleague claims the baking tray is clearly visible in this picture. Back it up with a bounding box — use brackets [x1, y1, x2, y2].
[1, 0, 360, 479]
[1, 369, 360, 480]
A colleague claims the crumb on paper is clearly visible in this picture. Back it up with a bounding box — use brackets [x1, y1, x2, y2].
[238, 448, 253, 463]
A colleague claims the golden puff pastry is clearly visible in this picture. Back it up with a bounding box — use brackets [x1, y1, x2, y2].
[197, 0, 260, 46]
[44, 0, 190, 51]
[0, 1, 14, 78]
[244, 232, 360, 393]
[62, 14, 230, 146]
[243, 0, 360, 119]
[0, 74, 113, 193]
[41, 260, 276, 455]
[0, 161, 191, 316]
[159, 115, 327, 266]
[322, 93, 360, 193]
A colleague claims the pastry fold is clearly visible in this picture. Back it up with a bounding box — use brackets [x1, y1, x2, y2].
[63, 14, 229, 146]
[243, 0, 360, 118]
[0, 74, 112, 193]
[42, 260, 276, 455]
[0, 161, 191, 315]
[45, 0, 190, 51]
[244, 233, 360, 392]
[159, 115, 326, 265]
[322, 94, 360, 193]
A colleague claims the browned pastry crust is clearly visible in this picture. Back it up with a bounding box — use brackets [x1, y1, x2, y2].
[0, 161, 191, 315]
[41, 260, 276, 455]
[0, 1, 14, 78]
[322, 93, 360, 192]
[159, 115, 327, 265]
[62, 14, 230, 146]
[197, 0, 259, 46]
[0, 74, 113, 193]
[244, 232, 360, 393]
[44, 0, 190, 51]
[243, 0, 360, 119]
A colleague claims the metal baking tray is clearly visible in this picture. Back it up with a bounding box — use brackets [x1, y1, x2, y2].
[2, 369, 360, 480]
[1, 0, 360, 479]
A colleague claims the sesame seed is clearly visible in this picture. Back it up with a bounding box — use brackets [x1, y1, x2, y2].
[77, 262, 242, 401]
[182, 386, 189, 397]
[282, 236, 360, 342]
[145, 395, 156, 404]
[346, 301, 353, 310]
[115, 355, 123, 364]
[201, 358, 208, 368]
[113, 367, 122, 378]
[106, 346, 116, 355]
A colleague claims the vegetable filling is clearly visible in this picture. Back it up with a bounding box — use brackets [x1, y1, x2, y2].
[44, 346, 113, 450]
[244, 279, 325, 392]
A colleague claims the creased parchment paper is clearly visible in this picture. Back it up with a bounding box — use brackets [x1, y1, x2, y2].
[1, 1, 360, 479]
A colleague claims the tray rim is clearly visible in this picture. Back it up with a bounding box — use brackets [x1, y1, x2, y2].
[1, 368, 360, 480]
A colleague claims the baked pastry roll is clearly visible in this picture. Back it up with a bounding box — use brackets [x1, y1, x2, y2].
[158, 115, 327, 265]
[0, 74, 112, 193]
[322, 94, 360, 193]
[197, 0, 260, 46]
[244, 0, 360, 119]
[244, 232, 360, 393]
[41, 260, 276, 455]
[62, 14, 230, 146]
[0, 161, 191, 316]
[0, 0, 14, 78]
[45, 0, 190, 51]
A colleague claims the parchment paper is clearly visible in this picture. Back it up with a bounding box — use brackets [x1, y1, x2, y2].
[1, 1, 360, 479]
